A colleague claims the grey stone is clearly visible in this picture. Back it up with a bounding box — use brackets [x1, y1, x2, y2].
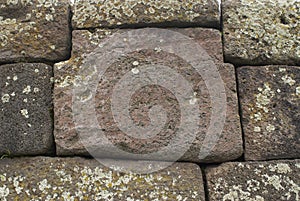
[237, 65, 300, 161]
[0, 157, 205, 200]
[54, 28, 243, 163]
[206, 159, 300, 201]
[0, 63, 54, 156]
[72, 0, 220, 29]
[0, 0, 71, 63]
[223, 0, 300, 65]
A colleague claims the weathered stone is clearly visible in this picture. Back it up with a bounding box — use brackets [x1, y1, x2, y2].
[0, 0, 71, 63]
[238, 65, 300, 161]
[0, 63, 54, 156]
[0, 157, 205, 200]
[54, 28, 243, 163]
[206, 160, 300, 201]
[72, 0, 220, 29]
[223, 0, 300, 65]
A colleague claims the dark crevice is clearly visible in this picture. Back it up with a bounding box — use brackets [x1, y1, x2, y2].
[200, 165, 210, 201]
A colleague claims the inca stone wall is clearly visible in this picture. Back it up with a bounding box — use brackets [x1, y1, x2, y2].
[0, 0, 299, 200]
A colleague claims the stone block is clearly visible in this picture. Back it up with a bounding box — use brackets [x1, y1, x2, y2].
[0, 0, 71, 63]
[206, 160, 300, 201]
[223, 0, 300, 65]
[0, 157, 205, 200]
[54, 28, 243, 163]
[0, 63, 54, 156]
[238, 65, 300, 160]
[72, 0, 220, 29]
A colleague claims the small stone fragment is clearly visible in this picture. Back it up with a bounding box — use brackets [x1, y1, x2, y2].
[237, 65, 300, 160]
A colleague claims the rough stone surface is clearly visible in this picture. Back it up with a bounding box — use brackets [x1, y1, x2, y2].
[54, 28, 243, 163]
[206, 160, 300, 201]
[0, 0, 71, 63]
[238, 65, 300, 161]
[0, 157, 205, 200]
[223, 0, 300, 65]
[0, 63, 54, 156]
[72, 0, 220, 29]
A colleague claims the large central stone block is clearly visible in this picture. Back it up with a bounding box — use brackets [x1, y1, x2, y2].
[54, 28, 243, 163]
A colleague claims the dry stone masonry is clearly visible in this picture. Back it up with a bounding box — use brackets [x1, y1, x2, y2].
[0, 0, 299, 200]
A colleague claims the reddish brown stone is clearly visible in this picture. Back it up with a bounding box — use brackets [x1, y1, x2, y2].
[206, 160, 300, 201]
[0, 0, 71, 63]
[0, 63, 54, 156]
[237, 65, 300, 160]
[54, 28, 243, 163]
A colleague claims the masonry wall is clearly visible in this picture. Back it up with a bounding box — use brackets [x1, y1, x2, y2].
[0, 0, 299, 200]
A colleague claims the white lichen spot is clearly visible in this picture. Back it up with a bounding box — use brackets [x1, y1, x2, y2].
[45, 14, 54, 21]
[34, 69, 39, 73]
[20, 109, 29, 118]
[34, 87, 40, 93]
[282, 75, 296, 86]
[277, 89, 281, 93]
[50, 45, 56, 50]
[22, 85, 31, 94]
[1, 94, 10, 103]
[23, 98, 28, 103]
[0, 185, 9, 200]
[38, 179, 51, 192]
[131, 68, 139, 74]
[254, 126, 261, 132]
[279, 68, 287, 72]
[10, 92, 15, 97]
[154, 47, 162, 52]
[132, 61, 139, 66]
[13, 75, 18, 81]
[27, 123, 32, 128]
[266, 124, 275, 132]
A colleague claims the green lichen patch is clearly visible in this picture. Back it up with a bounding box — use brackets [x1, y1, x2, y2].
[72, 0, 219, 29]
[0, 157, 204, 200]
[0, 0, 70, 63]
[206, 159, 300, 201]
[223, 0, 300, 65]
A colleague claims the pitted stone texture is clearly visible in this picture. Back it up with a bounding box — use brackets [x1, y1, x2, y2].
[72, 0, 220, 29]
[54, 28, 243, 163]
[223, 0, 300, 65]
[0, 157, 205, 200]
[206, 160, 300, 201]
[0, 0, 70, 63]
[238, 65, 300, 161]
[0, 63, 54, 156]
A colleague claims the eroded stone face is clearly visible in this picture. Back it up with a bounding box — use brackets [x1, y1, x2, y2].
[0, 63, 54, 156]
[54, 28, 243, 163]
[223, 0, 300, 65]
[72, 0, 220, 29]
[0, 157, 205, 200]
[237, 65, 300, 160]
[0, 0, 71, 63]
[206, 160, 300, 201]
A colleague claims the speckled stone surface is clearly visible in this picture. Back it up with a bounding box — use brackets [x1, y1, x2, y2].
[54, 28, 243, 163]
[223, 0, 300, 65]
[0, 63, 54, 156]
[206, 160, 300, 201]
[0, 157, 205, 200]
[72, 0, 220, 29]
[237, 65, 300, 161]
[0, 0, 71, 63]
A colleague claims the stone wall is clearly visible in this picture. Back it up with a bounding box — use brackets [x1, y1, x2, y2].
[0, 0, 299, 200]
